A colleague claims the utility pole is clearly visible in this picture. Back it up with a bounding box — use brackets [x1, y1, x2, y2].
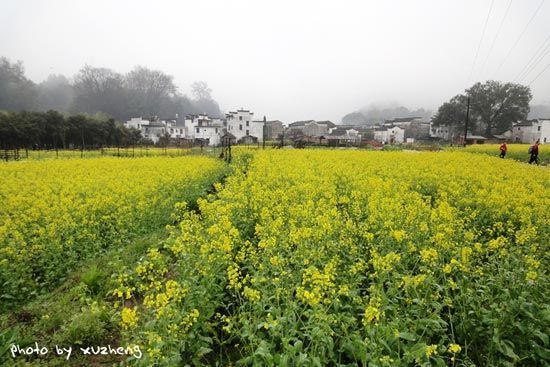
[262, 116, 267, 149]
[463, 95, 470, 147]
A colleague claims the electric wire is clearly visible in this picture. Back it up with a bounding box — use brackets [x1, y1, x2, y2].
[492, 0, 546, 78]
[516, 36, 550, 81]
[478, 0, 513, 78]
[468, 0, 495, 84]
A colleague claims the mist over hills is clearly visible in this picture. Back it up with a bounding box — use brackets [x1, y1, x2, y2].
[342, 104, 433, 125]
[0, 57, 222, 121]
[343, 102, 550, 126]
[529, 104, 550, 119]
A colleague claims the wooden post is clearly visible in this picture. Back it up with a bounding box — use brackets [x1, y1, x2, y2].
[464, 95, 470, 147]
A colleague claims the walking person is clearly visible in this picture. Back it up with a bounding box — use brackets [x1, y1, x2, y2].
[528, 140, 540, 165]
[499, 141, 507, 158]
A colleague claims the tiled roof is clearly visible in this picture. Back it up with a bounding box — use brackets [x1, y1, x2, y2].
[316, 120, 336, 128]
[385, 117, 422, 123]
[514, 120, 534, 127]
[289, 120, 315, 127]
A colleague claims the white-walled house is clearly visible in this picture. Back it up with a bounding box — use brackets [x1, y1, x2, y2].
[374, 125, 405, 143]
[326, 127, 362, 144]
[512, 119, 550, 144]
[125, 117, 184, 143]
[430, 123, 454, 140]
[165, 119, 185, 139]
[288, 120, 336, 136]
[384, 117, 423, 128]
[184, 114, 225, 145]
[226, 110, 264, 143]
[125, 117, 149, 130]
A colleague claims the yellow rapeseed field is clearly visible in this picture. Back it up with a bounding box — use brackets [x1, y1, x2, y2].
[0, 156, 227, 309]
[462, 143, 548, 165]
[114, 150, 549, 366]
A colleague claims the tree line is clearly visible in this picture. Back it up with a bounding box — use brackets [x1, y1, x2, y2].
[431, 80, 532, 137]
[0, 110, 143, 151]
[0, 57, 222, 121]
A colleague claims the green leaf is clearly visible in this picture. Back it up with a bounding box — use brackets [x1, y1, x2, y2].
[497, 340, 519, 361]
[399, 332, 417, 341]
[533, 330, 549, 346]
[197, 347, 212, 357]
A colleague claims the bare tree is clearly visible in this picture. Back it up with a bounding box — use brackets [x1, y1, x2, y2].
[191, 81, 212, 101]
[126, 66, 177, 116]
[72, 65, 127, 119]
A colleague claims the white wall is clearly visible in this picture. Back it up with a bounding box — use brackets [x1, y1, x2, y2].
[375, 127, 404, 143]
[195, 126, 222, 145]
[227, 110, 264, 142]
[537, 120, 550, 144]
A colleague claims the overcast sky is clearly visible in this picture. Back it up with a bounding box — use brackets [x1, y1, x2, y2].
[1, 0, 549, 122]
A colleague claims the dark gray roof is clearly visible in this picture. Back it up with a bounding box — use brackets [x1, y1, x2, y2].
[330, 127, 359, 135]
[289, 120, 335, 128]
[514, 120, 535, 127]
[316, 120, 336, 128]
[289, 120, 315, 127]
[466, 135, 487, 140]
[385, 117, 422, 123]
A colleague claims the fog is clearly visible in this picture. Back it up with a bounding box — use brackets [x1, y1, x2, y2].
[1, 0, 549, 122]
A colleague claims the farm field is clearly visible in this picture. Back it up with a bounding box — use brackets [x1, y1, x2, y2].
[0, 156, 228, 310]
[461, 143, 548, 165]
[1, 149, 549, 366]
[114, 150, 549, 366]
[5, 147, 192, 161]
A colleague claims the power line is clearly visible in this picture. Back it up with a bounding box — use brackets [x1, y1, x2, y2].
[478, 0, 513, 78]
[492, 0, 546, 79]
[468, 0, 495, 84]
[517, 36, 550, 81]
[528, 60, 550, 86]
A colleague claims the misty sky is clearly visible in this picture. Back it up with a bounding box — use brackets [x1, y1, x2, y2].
[1, 0, 549, 122]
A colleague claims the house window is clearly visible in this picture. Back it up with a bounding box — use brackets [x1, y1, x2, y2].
[246, 121, 249, 127]
[246, 130, 249, 136]
[239, 116, 243, 121]
[538, 126, 541, 131]
[196, 128, 199, 133]
[239, 124, 242, 130]
[215, 128, 218, 133]
[518, 127, 521, 131]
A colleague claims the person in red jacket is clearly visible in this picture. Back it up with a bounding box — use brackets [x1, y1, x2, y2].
[529, 140, 540, 164]
[499, 142, 508, 158]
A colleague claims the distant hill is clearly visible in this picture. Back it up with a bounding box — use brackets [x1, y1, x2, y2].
[528, 104, 550, 119]
[342, 104, 432, 125]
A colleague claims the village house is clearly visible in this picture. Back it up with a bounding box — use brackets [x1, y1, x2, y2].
[184, 114, 224, 146]
[464, 134, 487, 145]
[511, 119, 550, 144]
[124, 117, 184, 144]
[326, 126, 362, 146]
[288, 120, 336, 137]
[226, 109, 264, 144]
[430, 123, 453, 140]
[264, 120, 285, 140]
[374, 125, 405, 144]
[384, 117, 423, 128]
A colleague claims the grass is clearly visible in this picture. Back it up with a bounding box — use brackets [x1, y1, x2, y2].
[0, 228, 169, 366]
